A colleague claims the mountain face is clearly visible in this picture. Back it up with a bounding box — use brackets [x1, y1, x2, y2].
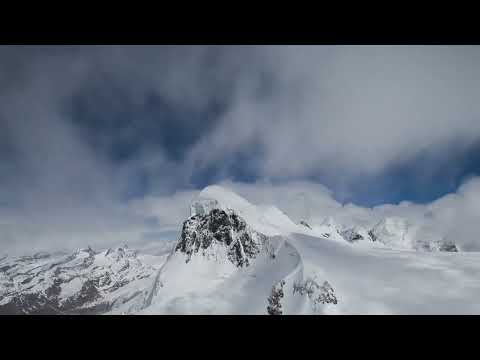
[368, 217, 412, 248]
[175, 208, 269, 267]
[367, 217, 458, 252]
[340, 226, 373, 243]
[0, 246, 159, 315]
[327, 216, 458, 252]
[1, 185, 472, 315]
[0, 186, 338, 315]
[299, 221, 312, 230]
[140, 187, 339, 315]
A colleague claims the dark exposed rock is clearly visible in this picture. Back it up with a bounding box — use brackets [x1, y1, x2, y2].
[439, 241, 458, 252]
[299, 221, 312, 230]
[176, 209, 265, 267]
[0, 293, 58, 315]
[419, 239, 459, 252]
[45, 278, 62, 298]
[293, 279, 338, 307]
[0, 289, 110, 315]
[351, 234, 363, 241]
[21, 277, 33, 285]
[267, 280, 285, 315]
[0, 265, 14, 273]
[340, 228, 369, 243]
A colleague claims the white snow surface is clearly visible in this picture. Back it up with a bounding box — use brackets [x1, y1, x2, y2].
[3, 185, 480, 314]
[140, 185, 480, 314]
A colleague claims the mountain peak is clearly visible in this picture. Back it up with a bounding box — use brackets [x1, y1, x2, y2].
[191, 185, 298, 237]
[176, 208, 268, 267]
[197, 185, 252, 211]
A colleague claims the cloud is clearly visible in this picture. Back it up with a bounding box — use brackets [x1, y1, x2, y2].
[3, 46, 480, 194]
[226, 177, 480, 251]
[121, 176, 480, 252]
[188, 46, 480, 182]
[2, 46, 480, 254]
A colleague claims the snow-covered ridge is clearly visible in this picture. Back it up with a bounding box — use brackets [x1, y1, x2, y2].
[191, 185, 302, 236]
[142, 185, 338, 314]
[368, 217, 458, 252]
[0, 246, 163, 315]
[1, 184, 469, 315]
[188, 185, 458, 256]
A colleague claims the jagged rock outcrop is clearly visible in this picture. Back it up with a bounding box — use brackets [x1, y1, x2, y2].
[340, 226, 373, 243]
[293, 278, 338, 310]
[299, 221, 312, 230]
[418, 239, 458, 252]
[267, 280, 285, 315]
[175, 208, 268, 267]
[439, 242, 458, 252]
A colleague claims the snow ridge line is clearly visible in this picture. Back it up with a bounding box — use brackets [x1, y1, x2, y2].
[143, 245, 176, 310]
[268, 236, 305, 314]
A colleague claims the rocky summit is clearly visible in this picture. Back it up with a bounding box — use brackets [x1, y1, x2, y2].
[176, 208, 267, 267]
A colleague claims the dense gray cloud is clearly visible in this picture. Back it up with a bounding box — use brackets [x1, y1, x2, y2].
[189, 46, 480, 179]
[3, 46, 480, 192]
[1, 45, 480, 254]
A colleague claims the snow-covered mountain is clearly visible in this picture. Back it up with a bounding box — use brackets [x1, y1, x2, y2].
[367, 217, 458, 252]
[0, 246, 164, 314]
[2, 184, 478, 315]
[140, 186, 337, 314]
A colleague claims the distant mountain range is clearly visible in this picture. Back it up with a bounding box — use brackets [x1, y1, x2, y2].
[2, 185, 475, 315]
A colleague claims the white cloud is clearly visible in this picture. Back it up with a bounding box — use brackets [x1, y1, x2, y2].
[2, 46, 480, 255]
[186, 177, 480, 252]
[3, 176, 480, 255]
[121, 175, 480, 252]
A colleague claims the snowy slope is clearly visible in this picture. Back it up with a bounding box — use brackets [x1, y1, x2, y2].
[142, 185, 480, 315]
[192, 185, 302, 236]
[140, 186, 337, 314]
[2, 185, 479, 315]
[192, 185, 344, 242]
[289, 233, 480, 314]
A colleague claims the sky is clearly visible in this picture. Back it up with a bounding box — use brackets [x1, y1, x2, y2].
[1, 45, 480, 254]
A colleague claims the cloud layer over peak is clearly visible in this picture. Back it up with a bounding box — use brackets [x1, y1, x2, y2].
[1, 45, 480, 253]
